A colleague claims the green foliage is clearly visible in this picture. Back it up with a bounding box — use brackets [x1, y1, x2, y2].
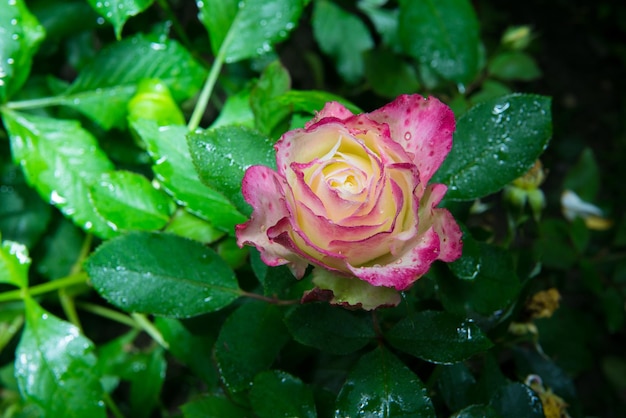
[0, 0, 622, 416]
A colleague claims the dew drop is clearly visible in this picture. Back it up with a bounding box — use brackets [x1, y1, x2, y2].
[404, 132, 411, 141]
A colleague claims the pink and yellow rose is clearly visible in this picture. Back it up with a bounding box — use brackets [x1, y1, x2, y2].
[236, 94, 462, 308]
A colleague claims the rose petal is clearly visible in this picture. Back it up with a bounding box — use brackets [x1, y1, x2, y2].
[235, 165, 308, 277]
[308, 101, 355, 126]
[367, 94, 455, 191]
[346, 228, 441, 291]
[418, 183, 463, 262]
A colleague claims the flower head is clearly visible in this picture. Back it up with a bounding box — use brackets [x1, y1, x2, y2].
[236, 94, 462, 308]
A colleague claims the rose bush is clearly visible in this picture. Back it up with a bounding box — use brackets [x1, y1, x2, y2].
[236, 94, 462, 307]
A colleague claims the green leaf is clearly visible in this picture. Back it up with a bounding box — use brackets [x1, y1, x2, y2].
[437, 363, 477, 411]
[198, 0, 307, 63]
[250, 60, 292, 135]
[89, 170, 173, 232]
[3, 110, 116, 238]
[210, 88, 255, 130]
[36, 218, 84, 280]
[132, 120, 246, 233]
[363, 49, 420, 98]
[0, 0, 45, 103]
[155, 317, 218, 385]
[85, 231, 241, 317]
[164, 209, 226, 244]
[128, 78, 185, 126]
[124, 348, 166, 418]
[250, 370, 317, 418]
[385, 311, 492, 364]
[0, 238, 30, 288]
[399, 0, 480, 85]
[563, 148, 600, 201]
[358, 1, 399, 48]
[312, 0, 374, 83]
[448, 226, 481, 280]
[284, 303, 375, 355]
[438, 243, 521, 316]
[451, 404, 500, 418]
[0, 304, 24, 354]
[86, 0, 154, 39]
[335, 346, 435, 417]
[489, 382, 544, 418]
[215, 301, 290, 392]
[188, 125, 275, 216]
[488, 51, 542, 81]
[433, 94, 552, 201]
[15, 298, 106, 417]
[0, 159, 51, 248]
[181, 395, 249, 418]
[59, 34, 206, 129]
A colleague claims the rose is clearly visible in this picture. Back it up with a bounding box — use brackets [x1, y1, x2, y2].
[236, 94, 462, 307]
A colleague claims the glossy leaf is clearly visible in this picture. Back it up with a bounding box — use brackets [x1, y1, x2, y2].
[250, 370, 317, 418]
[433, 94, 552, 200]
[181, 395, 248, 418]
[86, 0, 153, 39]
[164, 209, 226, 244]
[313, 0, 373, 83]
[437, 363, 477, 411]
[127, 78, 185, 126]
[214, 301, 290, 392]
[399, 0, 480, 85]
[36, 218, 84, 280]
[15, 298, 106, 417]
[438, 242, 521, 316]
[132, 120, 246, 233]
[3, 110, 116, 238]
[198, 0, 306, 63]
[89, 170, 173, 232]
[0, 0, 45, 103]
[385, 311, 493, 364]
[59, 34, 206, 129]
[489, 382, 544, 418]
[335, 346, 435, 417]
[0, 238, 30, 288]
[249, 60, 292, 135]
[284, 303, 375, 355]
[124, 348, 166, 418]
[188, 125, 275, 216]
[85, 231, 241, 317]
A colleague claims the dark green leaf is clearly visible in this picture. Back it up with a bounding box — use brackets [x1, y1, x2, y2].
[0, 0, 45, 103]
[438, 243, 521, 316]
[181, 395, 248, 418]
[132, 120, 246, 233]
[250, 60, 292, 135]
[95, 330, 138, 393]
[448, 226, 481, 280]
[488, 51, 542, 81]
[3, 110, 116, 238]
[0, 159, 51, 248]
[125, 348, 166, 418]
[86, 0, 153, 39]
[36, 218, 84, 280]
[60, 34, 206, 129]
[188, 125, 275, 216]
[451, 404, 500, 418]
[313, 0, 373, 83]
[433, 94, 552, 201]
[0, 238, 30, 288]
[85, 231, 241, 317]
[211, 88, 255, 129]
[284, 303, 375, 355]
[358, 1, 399, 48]
[335, 346, 435, 417]
[215, 301, 290, 392]
[15, 298, 106, 417]
[469, 80, 512, 105]
[89, 170, 173, 232]
[437, 363, 477, 411]
[489, 382, 544, 418]
[363, 49, 420, 98]
[399, 0, 480, 85]
[563, 148, 600, 201]
[198, 0, 306, 63]
[250, 370, 317, 418]
[155, 317, 218, 385]
[386, 311, 492, 364]
[0, 305, 24, 353]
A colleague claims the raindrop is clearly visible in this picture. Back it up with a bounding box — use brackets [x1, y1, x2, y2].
[404, 132, 411, 141]
[492, 102, 510, 115]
